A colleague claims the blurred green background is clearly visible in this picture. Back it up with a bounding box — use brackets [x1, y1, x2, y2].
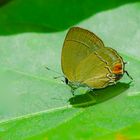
[0, 0, 140, 140]
[0, 0, 139, 34]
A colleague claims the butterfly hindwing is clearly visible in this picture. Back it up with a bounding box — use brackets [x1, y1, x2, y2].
[75, 52, 110, 88]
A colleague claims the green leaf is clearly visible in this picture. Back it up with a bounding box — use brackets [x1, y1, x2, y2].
[96, 122, 140, 140]
[0, 1, 140, 140]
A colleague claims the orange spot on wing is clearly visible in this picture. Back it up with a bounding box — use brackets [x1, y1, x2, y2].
[112, 63, 123, 74]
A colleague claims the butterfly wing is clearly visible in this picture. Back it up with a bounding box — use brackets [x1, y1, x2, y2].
[75, 47, 123, 88]
[61, 27, 105, 82]
[96, 47, 123, 70]
[75, 52, 110, 88]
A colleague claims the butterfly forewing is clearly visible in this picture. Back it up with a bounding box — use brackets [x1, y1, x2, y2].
[61, 27, 105, 82]
[65, 27, 105, 50]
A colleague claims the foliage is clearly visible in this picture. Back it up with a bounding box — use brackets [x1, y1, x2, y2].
[0, 0, 140, 139]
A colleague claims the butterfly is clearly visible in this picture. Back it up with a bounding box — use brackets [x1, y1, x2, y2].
[61, 27, 133, 93]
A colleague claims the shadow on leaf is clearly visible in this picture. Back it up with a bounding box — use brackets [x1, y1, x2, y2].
[69, 82, 131, 108]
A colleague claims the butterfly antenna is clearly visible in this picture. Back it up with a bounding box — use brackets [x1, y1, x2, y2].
[124, 62, 133, 80]
[45, 66, 64, 79]
[124, 70, 133, 80]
